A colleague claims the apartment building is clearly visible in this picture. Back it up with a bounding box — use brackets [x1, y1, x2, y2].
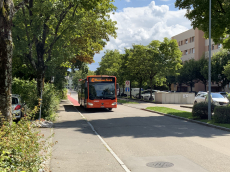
[171, 28, 230, 92]
[65, 76, 73, 89]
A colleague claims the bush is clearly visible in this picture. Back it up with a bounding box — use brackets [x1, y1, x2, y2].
[227, 93, 230, 102]
[214, 106, 230, 123]
[39, 84, 60, 121]
[192, 102, 215, 119]
[12, 78, 67, 121]
[0, 115, 51, 171]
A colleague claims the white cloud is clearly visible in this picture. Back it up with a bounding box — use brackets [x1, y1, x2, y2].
[125, 0, 131, 2]
[89, 1, 192, 71]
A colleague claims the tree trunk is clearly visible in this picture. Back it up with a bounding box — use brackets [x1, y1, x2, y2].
[139, 78, 142, 99]
[149, 76, 153, 100]
[190, 83, 193, 92]
[0, 1, 14, 125]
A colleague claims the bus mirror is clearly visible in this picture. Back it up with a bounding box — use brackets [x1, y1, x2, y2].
[85, 81, 88, 88]
[116, 83, 119, 89]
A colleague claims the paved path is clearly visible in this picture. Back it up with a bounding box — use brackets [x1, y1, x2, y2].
[50, 99, 124, 172]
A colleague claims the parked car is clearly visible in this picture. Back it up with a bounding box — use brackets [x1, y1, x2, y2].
[194, 92, 207, 104]
[12, 94, 25, 120]
[217, 92, 228, 98]
[138, 90, 159, 100]
[204, 93, 229, 106]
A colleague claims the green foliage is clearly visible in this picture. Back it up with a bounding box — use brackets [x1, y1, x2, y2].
[12, 78, 66, 121]
[39, 84, 61, 121]
[0, 117, 51, 171]
[192, 102, 215, 119]
[197, 57, 208, 91]
[223, 63, 230, 80]
[175, 0, 230, 49]
[12, 0, 118, 96]
[12, 78, 38, 110]
[214, 106, 230, 123]
[177, 59, 199, 91]
[72, 67, 95, 89]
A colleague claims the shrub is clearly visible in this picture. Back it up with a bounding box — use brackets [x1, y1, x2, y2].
[12, 78, 67, 121]
[0, 114, 52, 171]
[214, 106, 230, 123]
[227, 93, 230, 102]
[192, 102, 215, 119]
[39, 84, 60, 121]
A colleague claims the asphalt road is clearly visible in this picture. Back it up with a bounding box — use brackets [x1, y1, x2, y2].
[53, 90, 230, 172]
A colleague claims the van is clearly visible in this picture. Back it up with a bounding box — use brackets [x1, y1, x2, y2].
[124, 88, 143, 97]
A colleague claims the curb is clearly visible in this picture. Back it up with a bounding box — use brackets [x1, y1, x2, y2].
[117, 98, 156, 104]
[180, 105, 193, 109]
[141, 108, 230, 132]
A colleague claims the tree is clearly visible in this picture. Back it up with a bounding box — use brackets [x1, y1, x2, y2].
[126, 45, 149, 98]
[223, 63, 230, 80]
[197, 57, 208, 91]
[211, 50, 230, 89]
[175, 0, 230, 49]
[180, 59, 200, 92]
[72, 67, 95, 89]
[0, 0, 29, 124]
[146, 38, 182, 100]
[165, 75, 177, 91]
[12, 0, 117, 96]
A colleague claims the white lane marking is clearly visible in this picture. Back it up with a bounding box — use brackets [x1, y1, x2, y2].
[70, 103, 131, 172]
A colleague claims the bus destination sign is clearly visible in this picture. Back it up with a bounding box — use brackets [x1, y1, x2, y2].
[89, 77, 115, 83]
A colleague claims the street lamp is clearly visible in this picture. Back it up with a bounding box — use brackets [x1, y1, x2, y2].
[208, 0, 212, 120]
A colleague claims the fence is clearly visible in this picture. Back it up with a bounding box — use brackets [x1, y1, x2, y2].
[155, 92, 195, 104]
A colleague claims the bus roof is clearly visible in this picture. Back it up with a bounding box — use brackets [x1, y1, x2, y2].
[79, 75, 116, 81]
[87, 75, 116, 78]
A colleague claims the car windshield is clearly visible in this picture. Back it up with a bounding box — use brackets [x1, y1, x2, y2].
[220, 93, 227, 98]
[89, 82, 115, 100]
[211, 93, 224, 98]
[12, 97, 18, 104]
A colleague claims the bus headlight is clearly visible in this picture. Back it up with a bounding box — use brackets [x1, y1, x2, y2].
[111, 102, 117, 105]
[88, 102, 93, 106]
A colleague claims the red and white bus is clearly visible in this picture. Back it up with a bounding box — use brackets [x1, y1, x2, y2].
[78, 75, 118, 110]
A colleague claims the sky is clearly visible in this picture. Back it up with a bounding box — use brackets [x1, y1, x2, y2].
[88, 0, 192, 71]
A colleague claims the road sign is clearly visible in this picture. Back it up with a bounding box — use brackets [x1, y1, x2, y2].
[125, 80, 130, 88]
[125, 87, 130, 92]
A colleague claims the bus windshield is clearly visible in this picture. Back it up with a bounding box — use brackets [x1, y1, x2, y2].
[89, 82, 115, 100]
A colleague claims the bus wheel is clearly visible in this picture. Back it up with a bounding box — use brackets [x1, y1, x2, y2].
[108, 108, 112, 111]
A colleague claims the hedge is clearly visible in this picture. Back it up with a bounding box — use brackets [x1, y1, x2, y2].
[192, 102, 215, 119]
[214, 106, 230, 123]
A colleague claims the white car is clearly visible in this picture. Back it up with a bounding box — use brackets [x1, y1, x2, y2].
[12, 94, 25, 120]
[194, 92, 207, 104]
[204, 93, 229, 106]
[140, 90, 158, 100]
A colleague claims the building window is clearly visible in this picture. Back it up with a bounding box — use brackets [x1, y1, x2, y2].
[185, 50, 188, 55]
[185, 39, 188, 44]
[181, 41, 183, 45]
[218, 43, 222, 49]
[192, 37, 195, 42]
[212, 44, 215, 50]
[192, 48, 195, 53]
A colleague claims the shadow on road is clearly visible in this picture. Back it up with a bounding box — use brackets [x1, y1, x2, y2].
[54, 104, 230, 139]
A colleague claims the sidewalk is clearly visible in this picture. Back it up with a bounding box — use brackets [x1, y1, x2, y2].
[49, 98, 124, 172]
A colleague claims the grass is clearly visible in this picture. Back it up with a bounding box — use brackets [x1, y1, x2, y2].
[146, 106, 230, 129]
[146, 107, 192, 119]
[117, 99, 139, 104]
